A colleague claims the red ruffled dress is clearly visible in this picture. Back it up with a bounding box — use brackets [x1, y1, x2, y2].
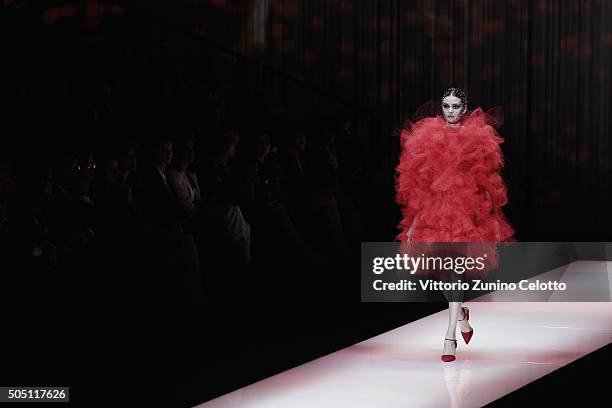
[395, 106, 516, 279]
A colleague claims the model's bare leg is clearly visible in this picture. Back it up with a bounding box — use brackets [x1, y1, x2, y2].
[444, 302, 462, 356]
[458, 306, 473, 334]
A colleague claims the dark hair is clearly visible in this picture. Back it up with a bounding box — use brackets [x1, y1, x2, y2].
[174, 130, 197, 158]
[442, 87, 468, 108]
[174, 129, 197, 148]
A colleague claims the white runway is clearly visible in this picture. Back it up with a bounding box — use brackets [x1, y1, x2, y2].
[196, 261, 612, 407]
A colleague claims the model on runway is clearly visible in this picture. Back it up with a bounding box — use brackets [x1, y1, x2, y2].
[395, 87, 516, 362]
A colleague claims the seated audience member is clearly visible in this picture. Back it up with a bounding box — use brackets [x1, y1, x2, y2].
[1, 155, 58, 298]
[136, 135, 204, 306]
[45, 152, 95, 263]
[278, 126, 352, 258]
[196, 128, 251, 265]
[240, 131, 325, 265]
[308, 126, 366, 247]
[167, 131, 203, 221]
[94, 140, 143, 235]
[334, 118, 367, 195]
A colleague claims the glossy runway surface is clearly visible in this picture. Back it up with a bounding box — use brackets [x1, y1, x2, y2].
[196, 261, 612, 407]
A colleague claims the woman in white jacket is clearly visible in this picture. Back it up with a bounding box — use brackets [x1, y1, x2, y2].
[168, 132, 251, 265]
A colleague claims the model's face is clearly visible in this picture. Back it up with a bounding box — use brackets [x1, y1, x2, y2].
[441, 95, 466, 124]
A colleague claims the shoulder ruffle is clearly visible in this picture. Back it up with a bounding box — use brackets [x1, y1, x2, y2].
[460, 109, 507, 209]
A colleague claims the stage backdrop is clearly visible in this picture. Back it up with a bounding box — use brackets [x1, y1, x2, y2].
[10, 0, 612, 239]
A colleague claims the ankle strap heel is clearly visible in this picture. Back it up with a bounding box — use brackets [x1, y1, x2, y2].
[441, 338, 457, 362]
[458, 307, 474, 344]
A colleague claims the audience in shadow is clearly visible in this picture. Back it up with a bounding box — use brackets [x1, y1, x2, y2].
[196, 128, 252, 269]
[277, 125, 354, 259]
[136, 136, 204, 307]
[239, 131, 327, 266]
[2, 87, 374, 313]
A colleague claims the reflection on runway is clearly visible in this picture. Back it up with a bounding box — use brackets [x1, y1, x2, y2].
[196, 261, 612, 407]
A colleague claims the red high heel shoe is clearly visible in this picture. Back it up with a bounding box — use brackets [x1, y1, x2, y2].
[441, 338, 457, 362]
[459, 306, 474, 344]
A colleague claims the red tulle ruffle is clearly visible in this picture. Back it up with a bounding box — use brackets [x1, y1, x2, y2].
[395, 107, 516, 278]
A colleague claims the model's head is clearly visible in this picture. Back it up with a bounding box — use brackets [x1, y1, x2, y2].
[441, 87, 468, 124]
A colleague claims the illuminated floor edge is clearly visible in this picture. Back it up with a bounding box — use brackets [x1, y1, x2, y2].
[195, 261, 612, 407]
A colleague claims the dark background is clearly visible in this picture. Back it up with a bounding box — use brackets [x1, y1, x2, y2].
[6, 0, 612, 240]
[3, 1, 612, 407]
